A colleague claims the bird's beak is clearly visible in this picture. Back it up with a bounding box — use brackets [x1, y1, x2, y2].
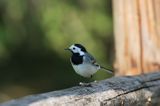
[64, 48, 70, 51]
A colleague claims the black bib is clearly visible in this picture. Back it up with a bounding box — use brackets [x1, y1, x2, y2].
[71, 53, 83, 65]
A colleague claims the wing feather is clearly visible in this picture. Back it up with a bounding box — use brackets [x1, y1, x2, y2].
[83, 53, 100, 67]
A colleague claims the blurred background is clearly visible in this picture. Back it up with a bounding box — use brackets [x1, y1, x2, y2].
[0, 0, 113, 103]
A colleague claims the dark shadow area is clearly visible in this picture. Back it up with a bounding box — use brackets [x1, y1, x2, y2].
[0, 0, 113, 102]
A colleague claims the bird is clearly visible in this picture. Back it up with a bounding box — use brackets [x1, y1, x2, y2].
[65, 44, 113, 78]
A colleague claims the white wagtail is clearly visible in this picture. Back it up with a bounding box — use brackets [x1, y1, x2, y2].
[65, 44, 113, 78]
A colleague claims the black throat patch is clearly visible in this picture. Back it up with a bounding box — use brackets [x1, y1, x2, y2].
[71, 53, 83, 65]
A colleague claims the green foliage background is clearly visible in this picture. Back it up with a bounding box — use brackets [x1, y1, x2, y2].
[0, 0, 113, 102]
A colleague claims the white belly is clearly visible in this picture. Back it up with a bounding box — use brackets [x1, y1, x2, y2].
[71, 63, 99, 78]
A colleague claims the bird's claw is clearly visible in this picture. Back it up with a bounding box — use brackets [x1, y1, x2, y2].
[79, 82, 92, 87]
[79, 81, 98, 87]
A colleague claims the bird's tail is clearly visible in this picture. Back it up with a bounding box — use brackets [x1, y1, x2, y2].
[100, 66, 114, 75]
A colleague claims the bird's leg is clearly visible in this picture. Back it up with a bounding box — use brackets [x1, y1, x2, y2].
[79, 79, 98, 87]
[91, 75, 98, 83]
[79, 76, 92, 87]
[79, 74, 99, 87]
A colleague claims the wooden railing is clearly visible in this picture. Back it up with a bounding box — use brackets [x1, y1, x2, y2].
[1, 72, 160, 106]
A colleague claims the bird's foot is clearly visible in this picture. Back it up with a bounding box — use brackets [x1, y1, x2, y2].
[79, 81, 98, 87]
[94, 80, 97, 83]
[79, 82, 92, 87]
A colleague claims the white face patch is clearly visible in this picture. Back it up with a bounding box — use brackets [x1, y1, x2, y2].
[69, 45, 85, 55]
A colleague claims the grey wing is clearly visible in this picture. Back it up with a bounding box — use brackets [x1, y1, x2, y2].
[84, 53, 113, 74]
[83, 53, 100, 66]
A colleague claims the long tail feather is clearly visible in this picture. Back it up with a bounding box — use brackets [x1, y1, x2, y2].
[100, 66, 114, 75]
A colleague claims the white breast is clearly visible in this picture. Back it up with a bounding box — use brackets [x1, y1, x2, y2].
[71, 63, 99, 78]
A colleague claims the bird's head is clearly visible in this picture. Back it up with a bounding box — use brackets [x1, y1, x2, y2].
[65, 44, 87, 55]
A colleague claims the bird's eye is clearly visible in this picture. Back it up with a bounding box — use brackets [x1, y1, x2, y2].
[73, 47, 75, 50]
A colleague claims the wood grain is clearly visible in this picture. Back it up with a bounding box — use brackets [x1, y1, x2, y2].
[113, 0, 160, 75]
